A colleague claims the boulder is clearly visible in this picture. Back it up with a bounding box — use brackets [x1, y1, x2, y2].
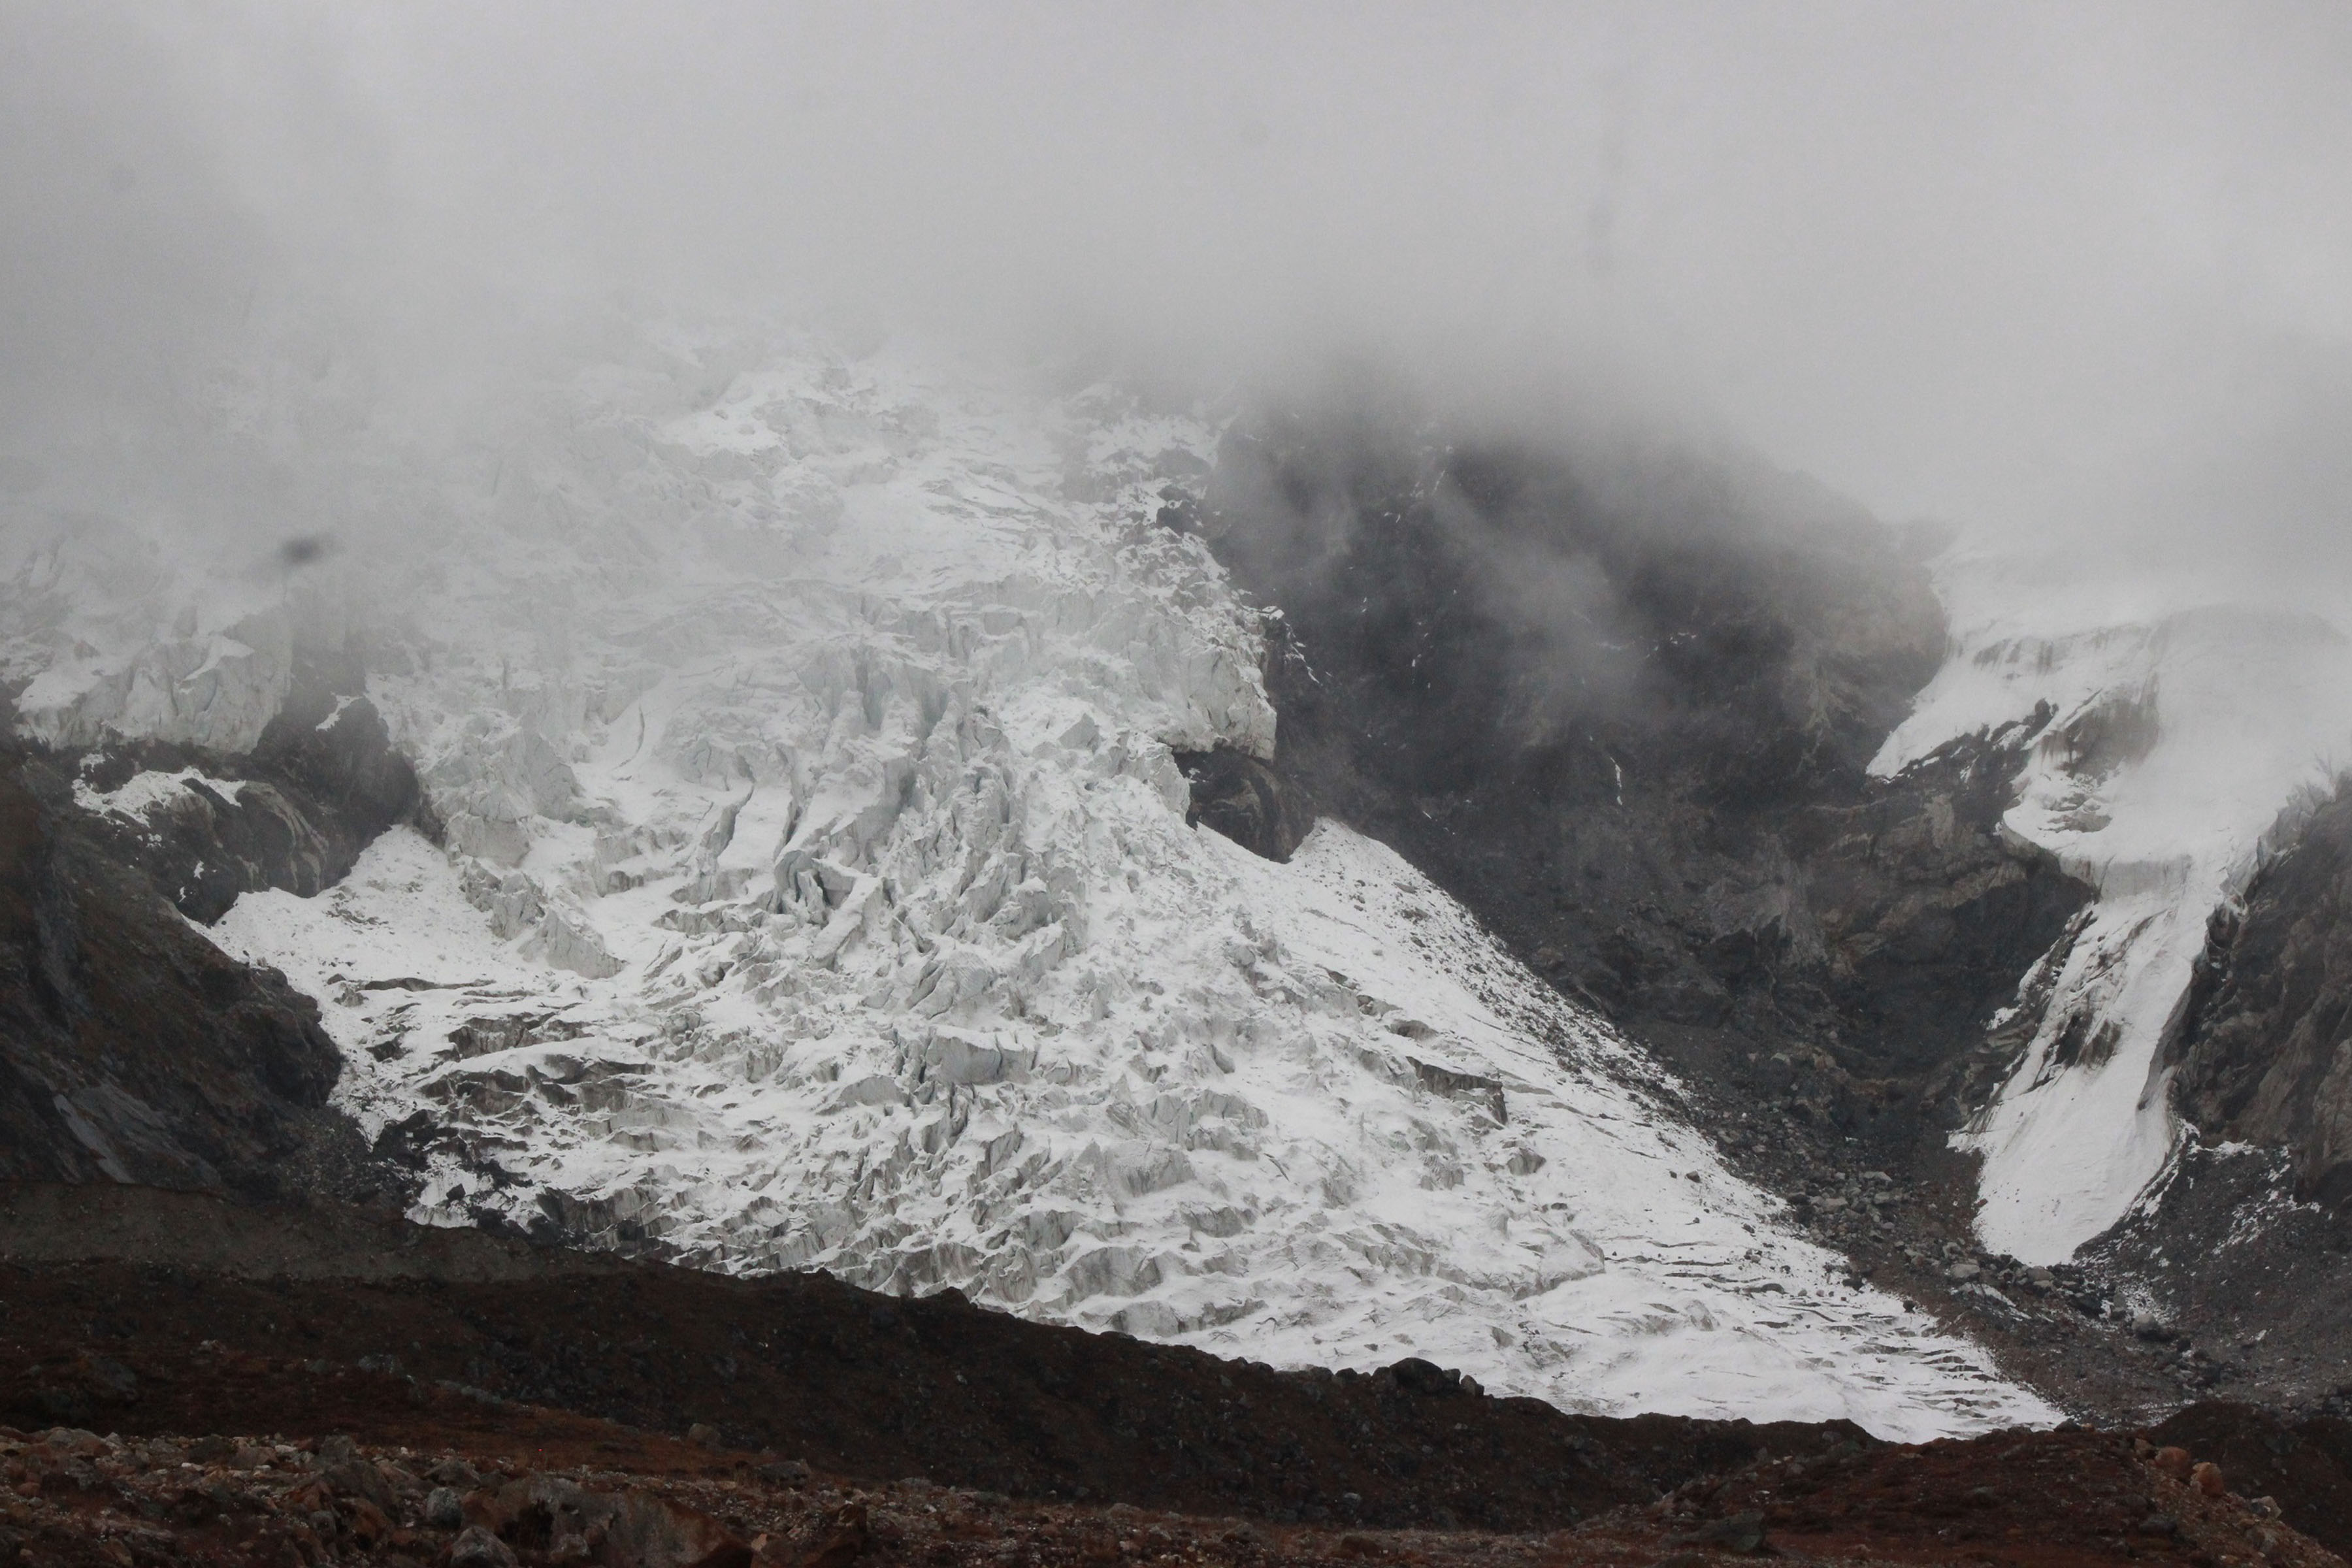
[1173, 747, 1315, 863]
[450, 1524, 520, 1568]
[425, 1486, 466, 1530]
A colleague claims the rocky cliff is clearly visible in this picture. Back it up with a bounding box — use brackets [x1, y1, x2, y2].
[2168, 780, 2352, 1205]
[0, 654, 423, 1199]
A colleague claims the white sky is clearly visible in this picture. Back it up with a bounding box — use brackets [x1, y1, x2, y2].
[5, 1, 2349, 596]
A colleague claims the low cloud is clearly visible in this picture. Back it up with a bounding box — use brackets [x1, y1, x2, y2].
[3, 1, 2348, 598]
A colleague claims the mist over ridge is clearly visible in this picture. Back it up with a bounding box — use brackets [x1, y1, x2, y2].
[3, 0, 2349, 610]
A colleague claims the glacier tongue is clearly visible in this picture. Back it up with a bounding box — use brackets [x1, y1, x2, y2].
[22, 329, 2051, 1438]
[1875, 549, 2352, 1265]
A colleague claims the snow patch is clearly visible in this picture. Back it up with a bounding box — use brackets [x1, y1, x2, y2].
[72, 766, 248, 820]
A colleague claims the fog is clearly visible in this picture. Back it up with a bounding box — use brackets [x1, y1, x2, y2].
[5, 1, 2349, 604]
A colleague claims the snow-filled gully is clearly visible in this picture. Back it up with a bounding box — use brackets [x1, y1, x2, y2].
[1876, 555, 2352, 1266]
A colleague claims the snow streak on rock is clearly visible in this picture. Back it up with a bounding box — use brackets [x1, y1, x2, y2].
[11, 331, 2049, 1437]
[1876, 549, 2352, 1264]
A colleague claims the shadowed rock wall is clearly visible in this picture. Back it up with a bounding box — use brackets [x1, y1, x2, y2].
[0, 647, 424, 1200]
[2169, 781, 2352, 1204]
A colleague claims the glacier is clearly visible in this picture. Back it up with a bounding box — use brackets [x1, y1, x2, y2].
[3, 325, 2053, 1439]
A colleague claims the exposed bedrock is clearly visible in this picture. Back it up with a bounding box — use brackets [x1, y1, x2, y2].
[1172, 744, 1316, 862]
[2166, 779, 2352, 1205]
[1180, 407, 2093, 1151]
[2093, 774, 2352, 1399]
[0, 761, 347, 1193]
[0, 640, 425, 1200]
[41, 647, 426, 923]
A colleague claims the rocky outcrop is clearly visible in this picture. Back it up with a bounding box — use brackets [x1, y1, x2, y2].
[1183, 408, 2091, 1150]
[39, 655, 424, 923]
[2166, 780, 2352, 1204]
[0, 760, 354, 1194]
[1172, 745, 1315, 861]
[0, 643, 425, 1199]
[49, 712, 417, 925]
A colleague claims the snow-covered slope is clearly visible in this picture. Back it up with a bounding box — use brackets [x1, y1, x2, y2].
[1875, 549, 2352, 1264]
[4, 327, 2051, 1438]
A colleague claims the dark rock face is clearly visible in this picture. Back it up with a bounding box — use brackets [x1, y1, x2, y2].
[1173, 745, 1315, 862]
[0, 649, 425, 1200]
[52, 689, 421, 924]
[1183, 410, 2091, 1147]
[2168, 783, 2352, 1204]
[2040, 778, 2352, 1414]
[0, 763, 347, 1192]
[2076, 1139, 2352, 1412]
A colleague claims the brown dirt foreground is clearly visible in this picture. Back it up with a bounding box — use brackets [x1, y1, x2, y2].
[0, 1391, 2337, 1568]
[0, 1186, 2346, 1567]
